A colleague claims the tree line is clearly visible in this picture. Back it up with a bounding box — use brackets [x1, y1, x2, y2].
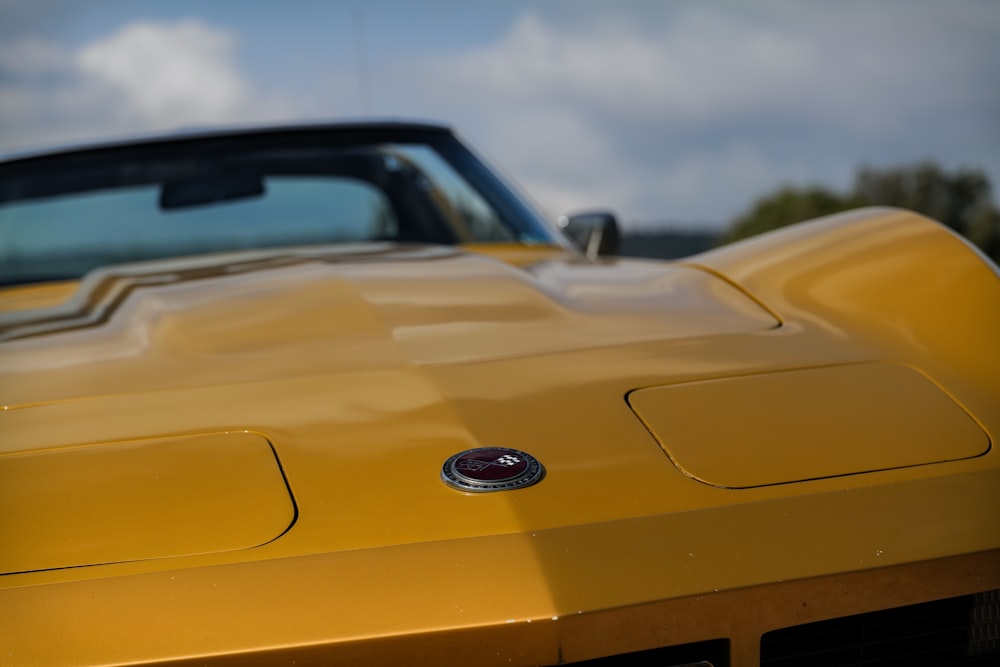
[722, 162, 1000, 263]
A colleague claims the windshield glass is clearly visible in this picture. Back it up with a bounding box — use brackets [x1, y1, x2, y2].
[0, 133, 556, 285]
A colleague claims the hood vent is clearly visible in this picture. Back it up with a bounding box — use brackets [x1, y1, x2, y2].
[1, 432, 295, 574]
[629, 363, 989, 488]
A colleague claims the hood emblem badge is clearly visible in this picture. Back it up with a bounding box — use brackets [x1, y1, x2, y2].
[441, 447, 544, 493]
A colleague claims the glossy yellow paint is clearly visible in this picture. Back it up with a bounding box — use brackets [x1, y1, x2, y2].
[630, 362, 989, 487]
[0, 208, 998, 666]
[696, 207, 1000, 415]
[0, 279, 78, 312]
[1, 432, 293, 574]
[0, 248, 776, 406]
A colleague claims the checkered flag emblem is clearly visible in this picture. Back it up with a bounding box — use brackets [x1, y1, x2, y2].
[444, 448, 542, 491]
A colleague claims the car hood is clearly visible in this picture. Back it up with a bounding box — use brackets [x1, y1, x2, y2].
[1, 222, 997, 587]
[0, 243, 777, 382]
[0, 243, 777, 570]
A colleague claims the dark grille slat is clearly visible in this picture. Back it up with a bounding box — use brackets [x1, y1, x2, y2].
[863, 627, 968, 663]
[762, 591, 1000, 667]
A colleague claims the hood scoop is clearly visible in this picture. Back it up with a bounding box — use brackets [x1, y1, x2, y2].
[0, 432, 295, 574]
[628, 363, 989, 488]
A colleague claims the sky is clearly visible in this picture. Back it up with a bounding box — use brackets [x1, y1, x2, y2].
[1, 0, 998, 230]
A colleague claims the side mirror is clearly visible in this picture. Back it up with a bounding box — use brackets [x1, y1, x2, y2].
[559, 210, 621, 259]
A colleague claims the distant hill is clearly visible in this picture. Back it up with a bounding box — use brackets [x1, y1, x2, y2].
[619, 229, 720, 260]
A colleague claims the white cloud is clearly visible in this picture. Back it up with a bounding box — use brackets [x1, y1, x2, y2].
[466, 104, 639, 219]
[0, 20, 292, 152]
[419, 10, 820, 125]
[385, 2, 1000, 226]
[2, 3, 997, 229]
[388, 9, 827, 221]
[78, 21, 255, 126]
[496, 1, 1000, 133]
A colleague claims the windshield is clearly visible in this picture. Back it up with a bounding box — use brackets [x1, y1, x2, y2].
[0, 130, 558, 285]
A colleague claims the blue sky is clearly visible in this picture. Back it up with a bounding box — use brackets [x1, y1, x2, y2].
[2, 1, 999, 230]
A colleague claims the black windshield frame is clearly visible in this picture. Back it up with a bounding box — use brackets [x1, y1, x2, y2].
[0, 124, 567, 286]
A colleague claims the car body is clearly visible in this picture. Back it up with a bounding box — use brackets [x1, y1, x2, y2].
[1, 122, 998, 666]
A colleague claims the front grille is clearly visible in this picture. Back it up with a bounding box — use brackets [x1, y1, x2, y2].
[567, 638, 728, 666]
[761, 590, 1000, 667]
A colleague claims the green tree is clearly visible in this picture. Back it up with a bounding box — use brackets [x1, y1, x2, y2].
[853, 162, 993, 234]
[722, 162, 1000, 262]
[967, 207, 1000, 261]
[721, 186, 854, 244]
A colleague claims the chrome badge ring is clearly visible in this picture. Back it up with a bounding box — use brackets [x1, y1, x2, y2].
[441, 447, 544, 493]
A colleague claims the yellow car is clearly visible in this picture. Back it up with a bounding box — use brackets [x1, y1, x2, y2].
[1, 123, 998, 666]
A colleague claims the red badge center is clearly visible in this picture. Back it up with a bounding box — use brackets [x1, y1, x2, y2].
[452, 448, 529, 482]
